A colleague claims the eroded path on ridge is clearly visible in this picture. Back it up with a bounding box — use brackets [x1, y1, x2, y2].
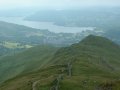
[32, 76, 53, 90]
[32, 62, 73, 90]
[32, 80, 41, 90]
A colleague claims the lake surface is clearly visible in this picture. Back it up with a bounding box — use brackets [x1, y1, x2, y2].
[0, 17, 94, 33]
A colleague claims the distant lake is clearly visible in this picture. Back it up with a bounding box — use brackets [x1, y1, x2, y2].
[0, 17, 95, 33]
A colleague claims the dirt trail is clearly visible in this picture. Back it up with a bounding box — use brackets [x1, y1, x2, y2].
[32, 80, 41, 90]
[32, 76, 53, 90]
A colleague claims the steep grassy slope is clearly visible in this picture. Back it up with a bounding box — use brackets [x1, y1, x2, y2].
[0, 45, 58, 84]
[0, 35, 120, 90]
[0, 65, 66, 90]
[53, 35, 120, 90]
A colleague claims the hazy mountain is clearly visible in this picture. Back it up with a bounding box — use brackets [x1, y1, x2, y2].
[0, 21, 85, 56]
[25, 8, 120, 28]
[0, 21, 83, 46]
[24, 9, 120, 45]
[0, 35, 120, 90]
[0, 20, 120, 58]
[103, 29, 120, 44]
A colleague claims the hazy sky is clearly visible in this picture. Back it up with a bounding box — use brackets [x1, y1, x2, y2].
[0, 0, 120, 10]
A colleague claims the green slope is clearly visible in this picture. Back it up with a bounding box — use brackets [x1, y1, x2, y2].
[1, 35, 120, 90]
[53, 35, 120, 90]
[0, 45, 58, 84]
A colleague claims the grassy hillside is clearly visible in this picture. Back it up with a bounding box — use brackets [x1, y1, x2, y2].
[0, 35, 120, 90]
[0, 45, 58, 84]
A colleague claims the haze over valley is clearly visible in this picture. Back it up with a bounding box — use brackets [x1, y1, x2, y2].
[0, 0, 120, 90]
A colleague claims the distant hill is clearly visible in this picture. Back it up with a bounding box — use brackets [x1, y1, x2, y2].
[0, 21, 80, 46]
[103, 29, 120, 44]
[25, 8, 120, 28]
[0, 21, 84, 56]
[25, 9, 120, 45]
[0, 35, 120, 90]
[0, 20, 120, 57]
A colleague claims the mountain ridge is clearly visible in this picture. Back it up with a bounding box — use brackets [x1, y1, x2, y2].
[0, 35, 120, 90]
